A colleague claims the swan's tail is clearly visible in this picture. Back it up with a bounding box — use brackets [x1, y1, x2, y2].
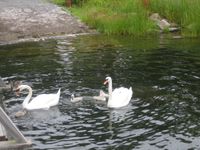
[55, 88, 61, 104]
[57, 88, 61, 98]
[128, 87, 133, 100]
[58, 88, 61, 94]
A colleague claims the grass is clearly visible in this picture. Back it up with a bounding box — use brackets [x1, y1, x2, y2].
[70, 0, 155, 36]
[52, 0, 200, 37]
[149, 0, 200, 36]
[51, 0, 84, 6]
[52, 0, 65, 6]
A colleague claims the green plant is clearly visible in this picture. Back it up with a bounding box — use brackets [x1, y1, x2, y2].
[53, 0, 200, 37]
[52, 0, 65, 6]
[71, 0, 155, 35]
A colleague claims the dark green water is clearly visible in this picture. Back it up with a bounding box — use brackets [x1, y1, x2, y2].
[0, 35, 200, 149]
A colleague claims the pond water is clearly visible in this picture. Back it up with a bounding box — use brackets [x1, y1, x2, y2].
[0, 35, 200, 149]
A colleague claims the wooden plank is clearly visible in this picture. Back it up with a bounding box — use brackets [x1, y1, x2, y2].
[0, 140, 31, 150]
[0, 122, 7, 141]
[0, 107, 29, 143]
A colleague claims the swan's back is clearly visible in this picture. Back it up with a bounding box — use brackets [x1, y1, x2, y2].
[108, 87, 133, 108]
[26, 89, 61, 110]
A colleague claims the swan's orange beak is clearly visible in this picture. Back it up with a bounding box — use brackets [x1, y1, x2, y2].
[104, 80, 108, 85]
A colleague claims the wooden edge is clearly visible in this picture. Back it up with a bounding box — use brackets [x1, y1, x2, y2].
[0, 140, 32, 149]
[0, 107, 28, 143]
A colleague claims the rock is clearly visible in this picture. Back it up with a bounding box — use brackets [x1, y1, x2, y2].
[0, 78, 6, 87]
[0, 77, 11, 92]
[149, 13, 161, 22]
[158, 19, 171, 30]
[169, 27, 180, 32]
[150, 13, 180, 32]
[0, 79, 22, 94]
[0, 78, 8, 92]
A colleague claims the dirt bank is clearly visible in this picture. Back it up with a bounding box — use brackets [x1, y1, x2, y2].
[0, 0, 93, 45]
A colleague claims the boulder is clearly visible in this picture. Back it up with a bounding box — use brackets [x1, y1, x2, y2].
[150, 13, 179, 32]
[0, 77, 11, 92]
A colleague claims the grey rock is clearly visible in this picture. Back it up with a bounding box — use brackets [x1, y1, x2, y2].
[150, 13, 179, 32]
[0, 77, 11, 92]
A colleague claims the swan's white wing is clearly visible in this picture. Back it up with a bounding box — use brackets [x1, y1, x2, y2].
[26, 94, 56, 110]
[108, 87, 133, 108]
[112, 87, 131, 99]
[26, 89, 60, 110]
[47, 89, 61, 107]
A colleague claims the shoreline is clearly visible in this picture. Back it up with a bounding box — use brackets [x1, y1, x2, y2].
[0, 0, 94, 45]
[0, 32, 98, 46]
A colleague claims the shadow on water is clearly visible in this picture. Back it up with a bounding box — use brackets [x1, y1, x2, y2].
[0, 34, 200, 149]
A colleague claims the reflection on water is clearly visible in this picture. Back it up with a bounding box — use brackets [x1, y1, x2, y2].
[0, 35, 200, 149]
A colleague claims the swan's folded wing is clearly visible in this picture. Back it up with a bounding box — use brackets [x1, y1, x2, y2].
[111, 87, 133, 107]
[28, 94, 58, 109]
[112, 87, 130, 97]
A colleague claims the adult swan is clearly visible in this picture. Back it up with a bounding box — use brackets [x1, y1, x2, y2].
[104, 77, 133, 108]
[15, 85, 61, 110]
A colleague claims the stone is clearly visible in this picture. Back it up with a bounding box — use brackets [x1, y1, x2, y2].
[150, 13, 179, 32]
[149, 13, 161, 22]
[158, 19, 171, 30]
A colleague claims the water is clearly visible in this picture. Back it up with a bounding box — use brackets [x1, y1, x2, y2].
[0, 35, 200, 149]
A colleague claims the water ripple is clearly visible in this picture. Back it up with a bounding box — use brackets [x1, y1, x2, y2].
[1, 35, 200, 149]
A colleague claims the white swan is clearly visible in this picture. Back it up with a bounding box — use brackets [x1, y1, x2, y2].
[15, 85, 61, 110]
[104, 77, 133, 108]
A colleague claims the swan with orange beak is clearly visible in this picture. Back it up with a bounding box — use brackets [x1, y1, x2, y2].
[104, 77, 133, 108]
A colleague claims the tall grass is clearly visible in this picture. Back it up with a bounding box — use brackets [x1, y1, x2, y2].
[70, 0, 155, 35]
[52, 0, 200, 37]
[149, 0, 200, 36]
[52, 0, 87, 6]
[52, 0, 65, 6]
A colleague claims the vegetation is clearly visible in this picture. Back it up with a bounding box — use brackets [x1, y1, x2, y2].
[52, 0, 200, 37]
[70, 0, 155, 36]
[52, 0, 65, 6]
[149, 0, 200, 36]
[52, 0, 84, 6]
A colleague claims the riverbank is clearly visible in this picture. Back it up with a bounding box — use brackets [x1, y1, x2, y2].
[0, 0, 93, 45]
[70, 0, 155, 36]
[55, 0, 200, 37]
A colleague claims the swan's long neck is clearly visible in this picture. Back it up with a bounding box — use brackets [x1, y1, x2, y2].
[108, 79, 112, 101]
[22, 85, 32, 109]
